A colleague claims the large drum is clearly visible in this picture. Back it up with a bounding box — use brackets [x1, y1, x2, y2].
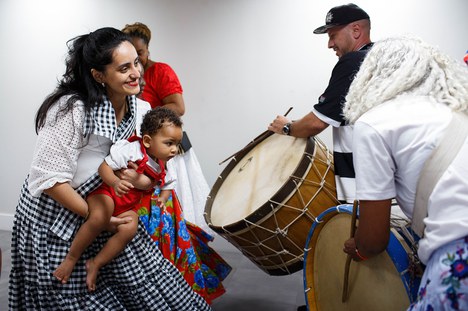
[205, 132, 339, 275]
[303, 204, 422, 310]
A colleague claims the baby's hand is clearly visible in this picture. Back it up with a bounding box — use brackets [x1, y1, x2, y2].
[113, 179, 133, 197]
[155, 197, 167, 209]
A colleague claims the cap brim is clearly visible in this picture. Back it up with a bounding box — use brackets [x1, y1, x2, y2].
[313, 24, 339, 34]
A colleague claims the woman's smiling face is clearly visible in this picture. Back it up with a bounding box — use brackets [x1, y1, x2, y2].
[101, 41, 141, 99]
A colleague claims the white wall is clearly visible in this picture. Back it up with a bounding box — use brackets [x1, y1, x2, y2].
[0, 0, 467, 230]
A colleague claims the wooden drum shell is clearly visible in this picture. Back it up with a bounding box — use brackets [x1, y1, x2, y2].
[205, 132, 338, 275]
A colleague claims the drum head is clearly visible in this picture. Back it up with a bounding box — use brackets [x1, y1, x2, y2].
[304, 205, 416, 311]
[209, 134, 306, 227]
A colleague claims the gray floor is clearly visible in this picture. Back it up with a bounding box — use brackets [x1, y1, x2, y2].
[0, 230, 305, 310]
[0, 230, 12, 310]
[211, 237, 305, 311]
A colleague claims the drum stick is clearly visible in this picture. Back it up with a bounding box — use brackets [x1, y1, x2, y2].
[342, 200, 359, 302]
[283, 106, 293, 117]
[218, 107, 293, 165]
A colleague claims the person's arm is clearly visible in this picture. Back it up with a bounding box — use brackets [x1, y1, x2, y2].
[44, 183, 88, 219]
[154, 162, 177, 208]
[106, 141, 155, 191]
[161, 93, 185, 116]
[94, 159, 134, 231]
[28, 100, 85, 197]
[43, 178, 133, 232]
[343, 118, 395, 260]
[268, 112, 329, 138]
[30, 100, 90, 220]
[115, 161, 155, 191]
[152, 189, 171, 210]
[343, 199, 392, 260]
[98, 161, 134, 197]
[154, 189, 171, 208]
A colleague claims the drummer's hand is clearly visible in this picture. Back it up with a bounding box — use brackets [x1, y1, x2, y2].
[268, 115, 290, 134]
[343, 238, 363, 261]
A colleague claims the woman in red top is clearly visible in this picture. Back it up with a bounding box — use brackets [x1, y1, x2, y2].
[122, 22, 231, 304]
[123, 23, 185, 114]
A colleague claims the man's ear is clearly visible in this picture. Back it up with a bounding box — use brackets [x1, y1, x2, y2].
[91, 68, 104, 84]
[142, 134, 152, 148]
[351, 23, 362, 39]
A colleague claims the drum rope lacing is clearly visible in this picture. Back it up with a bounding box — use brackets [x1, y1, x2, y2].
[207, 136, 339, 274]
[213, 147, 338, 274]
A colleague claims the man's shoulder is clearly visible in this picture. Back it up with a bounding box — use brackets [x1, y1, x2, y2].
[335, 45, 372, 71]
[333, 53, 363, 72]
[344, 48, 370, 61]
[342, 43, 373, 61]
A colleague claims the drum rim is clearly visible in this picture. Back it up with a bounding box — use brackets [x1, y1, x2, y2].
[302, 204, 421, 310]
[204, 132, 316, 232]
[302, 204, 353, 311]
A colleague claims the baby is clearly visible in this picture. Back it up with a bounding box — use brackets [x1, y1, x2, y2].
[54, 107, 183, 291]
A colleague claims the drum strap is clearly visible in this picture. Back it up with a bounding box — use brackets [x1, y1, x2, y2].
[412, 112, 468, 237]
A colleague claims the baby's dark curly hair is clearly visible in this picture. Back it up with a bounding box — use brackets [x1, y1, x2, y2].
[140, 107, 183, 136]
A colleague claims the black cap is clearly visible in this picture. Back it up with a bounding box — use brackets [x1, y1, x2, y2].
[313, 3, 369, 34]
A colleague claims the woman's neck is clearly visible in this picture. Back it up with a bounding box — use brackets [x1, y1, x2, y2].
[108, 95, 127, 125]
[145, 59, 155, 71]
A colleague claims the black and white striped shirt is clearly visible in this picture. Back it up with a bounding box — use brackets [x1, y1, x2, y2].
[313, 43, 372, 202]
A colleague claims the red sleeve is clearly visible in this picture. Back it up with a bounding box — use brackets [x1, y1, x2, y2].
[141, 62, 183, 108]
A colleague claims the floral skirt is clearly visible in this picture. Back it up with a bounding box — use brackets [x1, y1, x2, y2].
[137, 189, 232, 304]
[408, 236, 468, 310]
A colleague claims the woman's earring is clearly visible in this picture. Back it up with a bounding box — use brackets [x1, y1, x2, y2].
[101, 82, 105, 88]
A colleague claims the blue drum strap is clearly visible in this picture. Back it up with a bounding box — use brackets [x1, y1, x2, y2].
[412, 112, 468, 237]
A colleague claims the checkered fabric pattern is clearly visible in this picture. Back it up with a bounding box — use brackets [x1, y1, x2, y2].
[8, 95, 211, 310]
[84, 95, 137, 142]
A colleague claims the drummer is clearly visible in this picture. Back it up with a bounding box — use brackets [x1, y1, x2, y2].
[268, 3, 372, 204]
[342, 36, 468, 310]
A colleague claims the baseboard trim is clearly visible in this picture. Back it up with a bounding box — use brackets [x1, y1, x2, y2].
[0, 213, 14, 231]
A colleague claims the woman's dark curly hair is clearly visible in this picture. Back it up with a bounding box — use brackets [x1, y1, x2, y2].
[140, 107, 182, 136]
[122, 22, 151, 46]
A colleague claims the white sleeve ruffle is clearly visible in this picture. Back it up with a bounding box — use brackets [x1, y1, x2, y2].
[105, 140, 144, 170]
[28, 99, 85, 197]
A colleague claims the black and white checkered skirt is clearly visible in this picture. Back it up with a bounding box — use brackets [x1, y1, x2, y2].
[8, 176, 211, 310]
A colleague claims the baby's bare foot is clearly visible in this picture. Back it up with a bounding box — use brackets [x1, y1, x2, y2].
[53, 257, 76, 284]
[86, 258, 99, 292]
